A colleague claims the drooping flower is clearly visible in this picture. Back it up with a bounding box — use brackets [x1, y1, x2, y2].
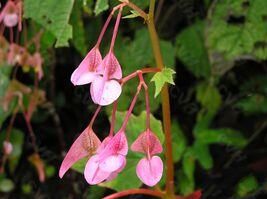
[59, 126, 101, 178]
[70, 7, 123, 106]
[131, 129, 163, 187]
[0, 0, 21, 29]
[84, 131, 128, 184]
[70, 47, 103, 86]
[90, 51, 122, 106]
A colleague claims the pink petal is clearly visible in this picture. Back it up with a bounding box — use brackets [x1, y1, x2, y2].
[97, 136, 112, 153]
[99, 154, 125, 172]
[4, 13, 18, 27]
[136, 156, 163, 187]
[90, 76, 122, 106]
[59, 127, 101, 178]
[102, 52, 122, 80]
[70, 47, 102, 85]
[99, 131, 128, 159]
[131, 130, 163, 155]
[105, 157, 126, 182]
[84, 155, 110, 185]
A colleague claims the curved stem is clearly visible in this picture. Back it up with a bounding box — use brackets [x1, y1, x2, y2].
[96, 11, 113, 47]
[89, 105, 101, 127]
[103, 189, 164, 199]
[109, 6, 123, 51]
[147, 0, 175, 197]
[109, 100, 118, 136]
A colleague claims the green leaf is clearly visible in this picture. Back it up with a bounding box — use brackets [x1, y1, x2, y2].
[151, 68, 176, 97]
[24, 0, 74, 47]
[206, 0, 267, 64]
[0, 128, 25, 172]
[0, 178, 14, 193]
[195, 128, 247, 148]
[193, 142, 213, 170]
[182, 148, 195, 181]
[235, 94, 267, 114]
[122, 10, 140, 19]
[70, 0, 87, 55]
[94, 0, 109, 16]
[178, 148, 195, 195]
[195, 81, 222, 129]
[176, 21, 211, 77]
[72, 157, 87, 173]
[0, 66, 12, 128]
[235, 175, 259, 197]
[171, 121, 187, 163]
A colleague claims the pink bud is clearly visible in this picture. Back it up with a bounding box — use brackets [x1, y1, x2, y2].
[3, 141, 13, 155]
[3, 13, 18, 27]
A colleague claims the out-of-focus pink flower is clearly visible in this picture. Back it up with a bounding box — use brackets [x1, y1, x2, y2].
[84, 131, 128, 184]
[0, 1, 21, 29]
[131, 129, 163, 187]
[26, 52, 43, 80]
[3, 141, 13, 155]
[59, 126, 101, 178]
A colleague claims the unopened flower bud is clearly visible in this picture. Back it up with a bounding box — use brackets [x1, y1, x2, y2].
[3, 141, 13, 155]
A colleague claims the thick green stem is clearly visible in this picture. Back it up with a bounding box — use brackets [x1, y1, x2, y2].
[147, 0, 175, 198]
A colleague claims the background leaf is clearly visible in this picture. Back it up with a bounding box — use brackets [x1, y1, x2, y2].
[24, 0, 74, 47]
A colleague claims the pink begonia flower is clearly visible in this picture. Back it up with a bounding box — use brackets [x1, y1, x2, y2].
[90, 52, 122, 106]
[59, 126, 101, 178]
[26, 52, 44, 80]
[84, 131, 128, 184]
[70, 47, 103, 86]
[131, 129, 163, 187]
[70, 7, 123, 106]
[0, 1, 20, 28]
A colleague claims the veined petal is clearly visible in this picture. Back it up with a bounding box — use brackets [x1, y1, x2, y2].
[59, 127, 101, 178]
[97, 136, 112, 153]
[71, 48, 102, 85]
[131, 130, 163, 155]
[84, 155, 110, 185]
[99, 131, 128, 159]
[99, 154, 125, 172]
[136, 156, 163, 187]
[104, 52, 122, 80]
[90, 76, 122, 106]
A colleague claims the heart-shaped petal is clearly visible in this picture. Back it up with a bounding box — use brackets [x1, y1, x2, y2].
[136, 156, 163, 187]
[59, 127, 101, 178]
[71, 47, 102, 85]
[105, 157, 126, 182]
[90, 76, 122, 106]
[99, 154, 125, 172]
[84, 155, 110, 185]
[102, 52, 122, 80]
[4, 13, 18, 27]
[131, 130, 163, 155]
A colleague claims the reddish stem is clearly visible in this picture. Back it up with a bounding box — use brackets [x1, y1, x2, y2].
[109, 6, 123, 51]
[103, 189, 164, 199]
[121, 67, 160, 85]
[109, 100, 118, 136]
[119, 81, 142, 131]
[96, 12, 113, 47]
[23, 112, 38, 153]
[89, 105, 101, 127]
